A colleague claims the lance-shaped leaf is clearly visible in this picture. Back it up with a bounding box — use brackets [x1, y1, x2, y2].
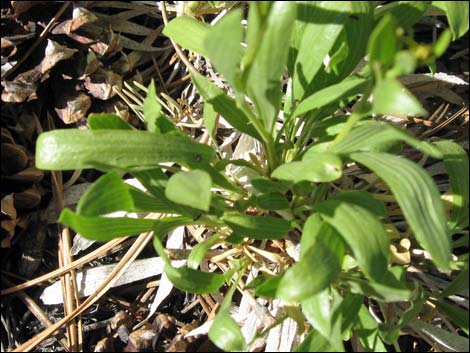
[165, 170, 212, 211]
[292, 77, 369, 118]
[143, 80, 176, 134]
[162, 15, 210, 56]
[244, 2, 296, 133]
[205, 9, 243, 91]
[36, 129, 216, 171]
[351, 152, 451, 270]
[332, 120, 443, 158]
[188, 234, 222, 270]
[191, 72, 261, 140]
[276, 231, 342, 302]
[76, 172, 178, 216]
[164, 265, 231, 295]
[433, 140, 469, 229]
[59, 209, 193, 241]
[291, 2, 350, 100]
[222, 214, 291, 240]
[271, 151, 343, 184]
[209, 271, 246, 351]
[315, 199, 390, 281]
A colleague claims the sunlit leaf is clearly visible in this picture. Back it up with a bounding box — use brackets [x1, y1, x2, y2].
[162, 15, 210, 56]
[76, 172, 177, 216]
[165, 170, 212, 211]
[372, 78, 427, 117]
[272, 152, 342, 184]
[315, 199, 389, 281]
[433, 140, 469, 229]
[164, 265, 230, 294]
[351, 152, 451, 270]
[36, 129, 216, 171]
[59, 209, 192, 241]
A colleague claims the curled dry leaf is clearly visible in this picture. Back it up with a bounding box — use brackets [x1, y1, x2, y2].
[90, 28, 123, 58]
[41, 39, 78, 73]
[55, 91, 91, 124]
[1, 67, 41, 103]
[84, 68, 122, 100]
[52, 7, 98, 35]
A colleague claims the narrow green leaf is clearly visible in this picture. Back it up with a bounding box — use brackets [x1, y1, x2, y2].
[254, 192, 289, 210]
[332, 120, 443, 158]
[244, 2, 297, 133]
[191, 72, 261, 140]
[292, 2, 350, 100]
[36, 129, 216, 171]
[162, 15, 210, 56]
[164, 265, 229, 295]
[222, 214, 291, 240]
[203, 102, 217, 139]
[76, 172, 177, 216]
[276, 233, 342, 303]
[433, 140, 469, 229]
[300, 213, 323, 259]
[88, 114, 133, 130]
[315, 199, 389, 281]
[165, 170, 212, 211]
[351, 152, 451, 270]
[368, 14, 398, 70]
[436, 300, 469, 335]
[372, 78, 427, 117]
[209, 271, 246, 351]
[205, 9, 243, 90]
[410, 319, 470, 352]
[59, 208, 193, 241]
[144, 80, 176, 134]
[272, 152, 343, 184]
[253, 275, 282, 298]
[209, 311, 246, 352]
[292, 78, 369, 117]
[188, 234, 221, 269]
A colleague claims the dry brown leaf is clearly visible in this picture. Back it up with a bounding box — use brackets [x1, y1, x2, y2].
[84, 68, 122, 100]
[55, 91, 91, 124]
[41, 39, 78, 73]
[1, 67, 41, 103]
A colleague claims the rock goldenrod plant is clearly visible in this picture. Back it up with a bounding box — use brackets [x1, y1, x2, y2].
[36, 2, 469, 351]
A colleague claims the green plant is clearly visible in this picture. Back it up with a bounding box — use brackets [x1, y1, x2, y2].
[36, 1, 469, 351]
